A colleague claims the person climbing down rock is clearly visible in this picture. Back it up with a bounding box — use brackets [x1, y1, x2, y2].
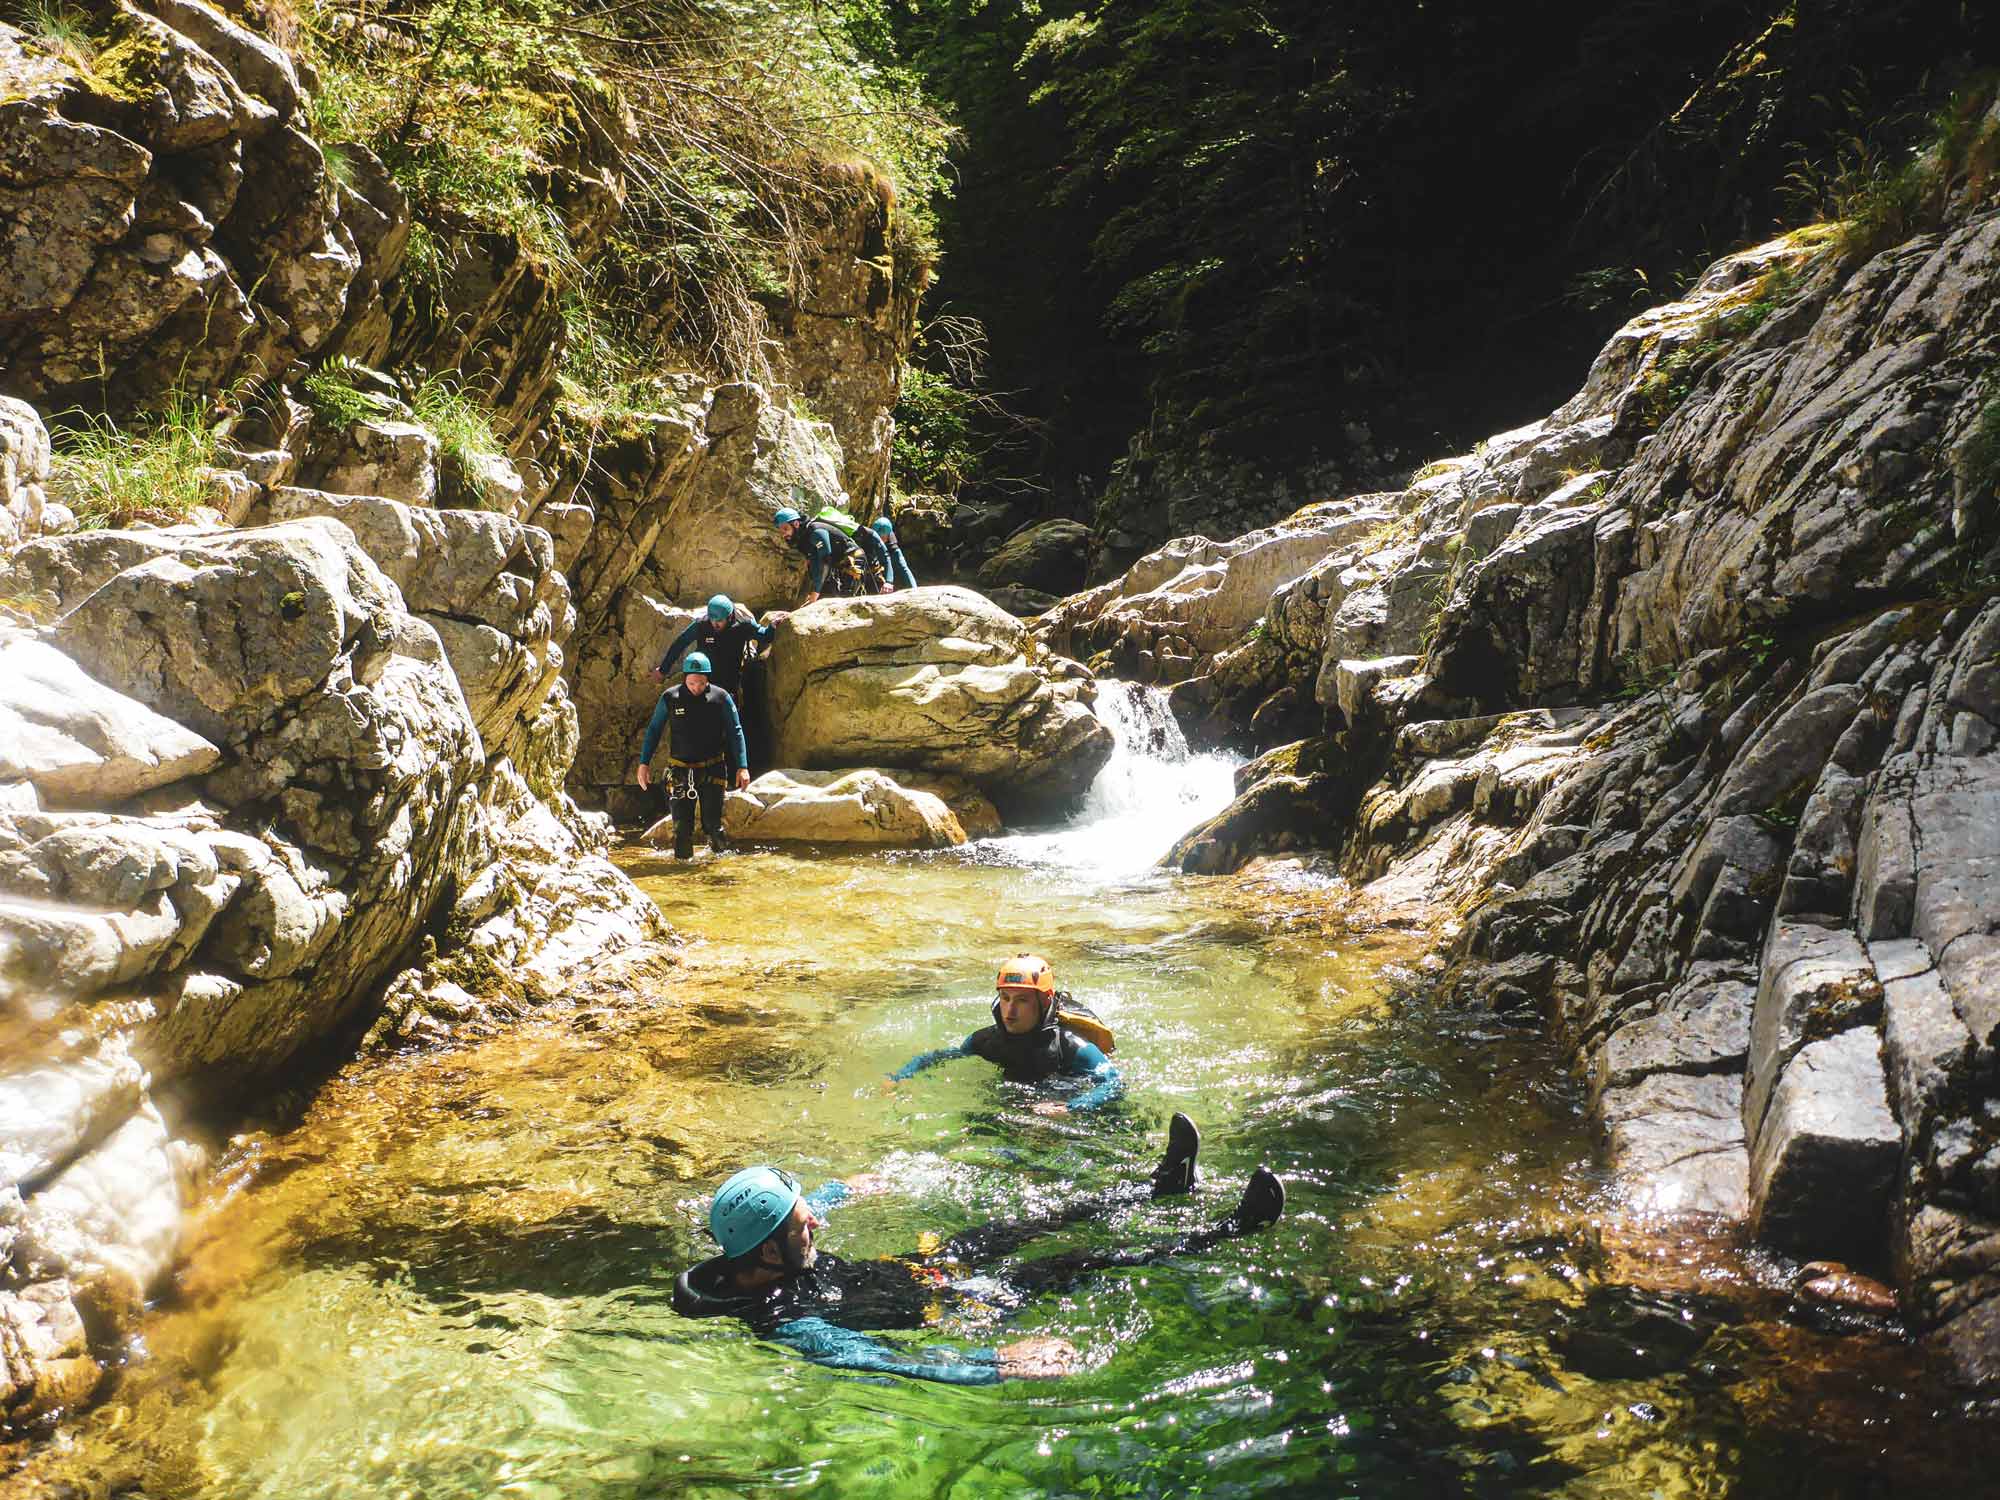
[651, 594, 774, 699]
[888, 954, 1121, 1116]
[774, 492, 892, 603]
[673, 1117, 1283, 1385]
[650, 593, 777, 769]
[871, 515, 918, 591]
[636, 651, 749, 858]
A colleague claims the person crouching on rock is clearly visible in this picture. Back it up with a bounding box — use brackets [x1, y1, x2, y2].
[871, 516, 918, 591]
[773, 502, 890, 604]
[636, 651, 749, 859]
[887, 954, 1121, 1116]
[673, 1119, 1283, 1385]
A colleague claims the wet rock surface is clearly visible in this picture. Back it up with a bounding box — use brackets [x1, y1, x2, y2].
[720, 768, 968, 849]
[762, 586, 1112, 819]
[1034, 210, 2000, 1385]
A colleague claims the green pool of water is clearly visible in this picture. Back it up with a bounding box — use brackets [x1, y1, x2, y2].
[13, 841, 1994, 1498]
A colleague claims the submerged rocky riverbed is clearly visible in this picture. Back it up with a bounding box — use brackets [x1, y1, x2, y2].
[7, 748, 1998, 1496]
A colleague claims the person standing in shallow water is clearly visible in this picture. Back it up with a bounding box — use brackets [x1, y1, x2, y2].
[636, 652, 749, 859]
[673, 1117, 1284, 1385]
[888, 954, 1120, 1116]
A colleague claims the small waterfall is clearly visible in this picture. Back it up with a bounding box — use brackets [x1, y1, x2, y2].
[984, 680, 1240, 876]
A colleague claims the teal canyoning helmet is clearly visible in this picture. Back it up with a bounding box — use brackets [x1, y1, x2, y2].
[706, 593, 733, 621]
[870, 517, 895, 536]
[709, 1165, 803, 1256]
[682, 651, 713, 675]
[772, 507, 802, 527]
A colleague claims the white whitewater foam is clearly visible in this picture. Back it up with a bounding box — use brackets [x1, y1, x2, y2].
[981, 679, 1240, 879]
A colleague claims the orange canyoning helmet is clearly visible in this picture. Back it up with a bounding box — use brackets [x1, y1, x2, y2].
[996, 954, 1056, 998]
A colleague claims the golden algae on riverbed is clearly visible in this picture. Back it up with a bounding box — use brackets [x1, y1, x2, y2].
[11, 838, 2000, 1498]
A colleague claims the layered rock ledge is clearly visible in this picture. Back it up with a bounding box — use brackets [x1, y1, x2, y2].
[1052, 198, 2000, 1384]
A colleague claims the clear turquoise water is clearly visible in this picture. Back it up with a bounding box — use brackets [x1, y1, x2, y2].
[12, 834, 1994, 1498]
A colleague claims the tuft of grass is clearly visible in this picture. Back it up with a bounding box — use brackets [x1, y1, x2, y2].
[1807, 76, 2000, 262]
[10, 0, 98, 72]
[299, 357, 399, 428]
[46, 393, 227, 530]
[410, 373, 505, 505]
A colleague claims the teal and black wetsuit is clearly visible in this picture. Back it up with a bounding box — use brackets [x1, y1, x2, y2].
[639, 683, 747, 855]
[880, 533, 917, 590]
[892, 1011, 1122, 1111]
[657, 606, 775, 699]
[788, 519, 884, 595]
[673, 1178, 1262, 1384]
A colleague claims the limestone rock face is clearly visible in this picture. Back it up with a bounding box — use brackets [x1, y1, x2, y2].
[763, 587, 1112, 817]
[0, 398, 60, 547]
[765, 181, 923, 510]
[0, 637, 220, 805]
[2, 520, 482, 1055]
[0, 8, 389, 413]
[721, 768, 967, 848]
[1079, 209, 2000, 1385]
[646, 383, 853, 612]
[1041, 500, 1398, 696]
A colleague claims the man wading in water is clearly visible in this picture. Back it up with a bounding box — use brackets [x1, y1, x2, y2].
[635, 651, 750, 859]
[673, 1118, 1284, 1384]
[888, 954, 1121, 1116]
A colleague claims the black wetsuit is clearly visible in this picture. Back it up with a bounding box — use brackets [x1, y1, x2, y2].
[656, 606, 774, 700]
[673, 1179, 1261, 1385]
[639, 684, 747, 856]
[789, 519, 888, 596]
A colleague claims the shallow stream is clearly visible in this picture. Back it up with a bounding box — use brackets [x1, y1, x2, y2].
[11, 687, 1995, 1497]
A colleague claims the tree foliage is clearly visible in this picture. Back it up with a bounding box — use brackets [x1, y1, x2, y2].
[875, 0, 2000, 541]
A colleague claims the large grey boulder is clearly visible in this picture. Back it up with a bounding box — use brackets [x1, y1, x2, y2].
[262, 488, 572, 758]
[763, 586, 1112, 816]
[1747, 1027, 1900, 1259]
[976, 519, 1093, 596]
[720, 768, 967, 849]
[0, 637, 220, 806]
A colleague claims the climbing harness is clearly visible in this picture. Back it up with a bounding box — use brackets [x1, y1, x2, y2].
[667, 753, 724, 802]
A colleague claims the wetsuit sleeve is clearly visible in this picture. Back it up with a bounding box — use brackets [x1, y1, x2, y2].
[803, 1181, 849, 1216]
[656, 621, 699, 677]
[1066, 1042, 1122, 1112]
[748, 616, 775, 646]
[806, 531, 830, 592]
[638, 695, 671, 764]
[720, 692, 748, 774]
[855, 526, 889, 569]
[770, 1317, 1002, 1386]
[888, 541, 917, 590]
[889, 1036, 976, 1082]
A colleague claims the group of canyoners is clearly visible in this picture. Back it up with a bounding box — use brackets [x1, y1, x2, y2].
[633, 498, 918, 859]
[643, 501, 1288, 1383]
[674, 955, 1288, 1383]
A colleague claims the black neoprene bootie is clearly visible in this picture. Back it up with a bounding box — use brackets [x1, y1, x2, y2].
[1217, 1166, 1284, 1233]
[1149, 1113, 1201, 1199]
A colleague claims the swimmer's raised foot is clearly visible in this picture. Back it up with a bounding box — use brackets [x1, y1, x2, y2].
[1223, 1166, 1285, 1232]
[1149, 1112, 1200, 1199]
